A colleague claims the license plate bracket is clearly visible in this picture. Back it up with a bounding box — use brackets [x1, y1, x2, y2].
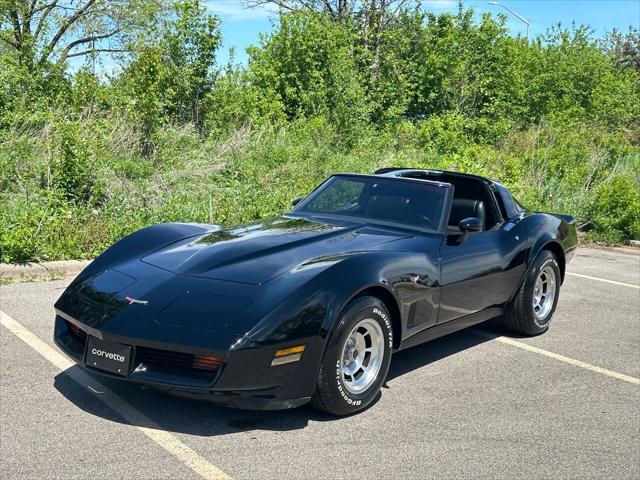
[85, 336, 132, 376]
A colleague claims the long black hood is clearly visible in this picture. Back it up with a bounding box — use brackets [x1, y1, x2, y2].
[141, 216, 410, 285]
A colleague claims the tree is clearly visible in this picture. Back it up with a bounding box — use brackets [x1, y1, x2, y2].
[247, 1, 413, 20]
[166, 0, 221, 126]
[602, 27, 640, 72]
[247, 1, 360, 20]
[247, 11, 370, 137]
[117, 0, 220, 147]
[248, 1, 416, 85]
[0, 0, 160, 71]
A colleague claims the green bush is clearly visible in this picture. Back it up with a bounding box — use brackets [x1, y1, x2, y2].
[2, 115, 639, 263]
[586, 175, 640, 243]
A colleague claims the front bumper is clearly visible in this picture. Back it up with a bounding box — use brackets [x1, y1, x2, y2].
[53, 315, 317, 410]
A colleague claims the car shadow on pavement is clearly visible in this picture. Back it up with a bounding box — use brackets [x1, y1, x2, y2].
[53, 317, 510, 436]
[386, 323, 495, 382]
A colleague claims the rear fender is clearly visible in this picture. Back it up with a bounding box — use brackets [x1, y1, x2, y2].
[524, 213, 577, 285]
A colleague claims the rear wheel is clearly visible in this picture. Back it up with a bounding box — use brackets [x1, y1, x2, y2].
[311, 296, 393, 416]
[505, 250, 561, 336]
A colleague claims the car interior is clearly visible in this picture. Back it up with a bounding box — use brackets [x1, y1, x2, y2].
[362, 188, 445, 229]
[301, 172, 504, 233]
[301, 176, 448, 231]
[396, 172, 502, 233]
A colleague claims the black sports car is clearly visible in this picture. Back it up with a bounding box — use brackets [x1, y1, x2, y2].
[54, 168, 577, 415]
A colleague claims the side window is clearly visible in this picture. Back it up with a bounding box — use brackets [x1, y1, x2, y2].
[447, 181, 499, 232]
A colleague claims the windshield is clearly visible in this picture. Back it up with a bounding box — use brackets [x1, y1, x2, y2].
[293, 175, 449, 231]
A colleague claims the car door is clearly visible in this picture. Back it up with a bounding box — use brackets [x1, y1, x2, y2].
[437, 212, 528, 324]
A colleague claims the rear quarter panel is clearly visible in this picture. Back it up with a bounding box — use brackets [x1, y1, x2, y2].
[521, 212, 578, 283]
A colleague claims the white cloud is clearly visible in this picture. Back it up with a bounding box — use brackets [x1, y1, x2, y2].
[204, 0, 276, 20]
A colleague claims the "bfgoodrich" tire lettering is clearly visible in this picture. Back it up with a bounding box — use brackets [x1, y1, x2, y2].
[335, 360, 361, 405]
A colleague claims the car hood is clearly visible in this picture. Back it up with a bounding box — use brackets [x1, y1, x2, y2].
[141, 216, 409, 285]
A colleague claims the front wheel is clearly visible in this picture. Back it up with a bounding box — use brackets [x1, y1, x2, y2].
[505, 250, 561, 336]
[311, 296, 393, 416]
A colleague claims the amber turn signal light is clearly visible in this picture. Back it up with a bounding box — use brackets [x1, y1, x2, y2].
[271, 345, 306, 366]
[192, 354, 222, 371]
[68, 322, 83, 337]
[274, 345, 306, 357]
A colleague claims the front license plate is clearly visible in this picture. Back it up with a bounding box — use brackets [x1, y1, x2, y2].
[85, 336, 132, 376]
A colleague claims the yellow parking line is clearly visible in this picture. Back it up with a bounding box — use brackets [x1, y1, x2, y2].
[0, 310, 232, 480]
[566, 272, 640, 289]
[472, 328, 640, 385]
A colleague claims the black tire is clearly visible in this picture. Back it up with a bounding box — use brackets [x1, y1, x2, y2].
[505, 250, 561, 336]
[311, 296, 393, 416]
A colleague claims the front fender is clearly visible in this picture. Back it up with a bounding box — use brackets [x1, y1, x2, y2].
[243, 250, 439, 350]
[235, 250, 438, 401]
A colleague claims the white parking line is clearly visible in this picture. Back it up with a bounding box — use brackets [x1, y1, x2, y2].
[566, 272, 640, 289]
[0, 310, 232, 480]
[471, 329, 640, 385]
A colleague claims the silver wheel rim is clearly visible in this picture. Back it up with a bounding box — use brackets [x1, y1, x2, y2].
[340, 318, 385, 395]
[532, 265, 556, 322]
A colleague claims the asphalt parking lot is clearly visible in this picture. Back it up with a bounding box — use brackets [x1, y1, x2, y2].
[1, 247, 639, 480]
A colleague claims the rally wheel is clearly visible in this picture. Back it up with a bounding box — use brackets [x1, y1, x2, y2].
[311, 296, 393, 416]
[505, 250, 561, 336]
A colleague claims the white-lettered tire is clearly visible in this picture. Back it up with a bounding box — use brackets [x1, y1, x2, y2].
[505, 250, 561, 336]
[311, 296, 393, 416]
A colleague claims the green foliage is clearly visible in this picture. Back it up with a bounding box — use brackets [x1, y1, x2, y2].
[247, 12, 371, 141]
[2, 116, 638, 262]
[1, 4, 640, 263]
[115, 0, 221, 145]
[521, 26, 640, 127]
[202, 63, 285, 135]
[586, 175, 640, 243]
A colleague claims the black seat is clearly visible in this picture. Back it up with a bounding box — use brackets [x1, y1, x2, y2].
[449, 199, 485, 230]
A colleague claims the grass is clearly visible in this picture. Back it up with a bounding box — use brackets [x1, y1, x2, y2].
[0, 271, 66, 285]
[1, 115, 639, 263]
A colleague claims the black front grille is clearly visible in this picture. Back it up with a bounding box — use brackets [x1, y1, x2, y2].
[136, 346, 197, 370]
[58, 318, 221, 382]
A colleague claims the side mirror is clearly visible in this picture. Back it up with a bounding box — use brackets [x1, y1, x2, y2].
[291, 196, 304, 207]
[458, 217, 482, 243]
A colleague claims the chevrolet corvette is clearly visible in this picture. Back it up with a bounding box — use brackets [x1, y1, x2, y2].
[54, 168, 577, 415]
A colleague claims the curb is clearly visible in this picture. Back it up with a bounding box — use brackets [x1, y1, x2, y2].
[0, 259, 93, 280]
[581, 242, 640, 256]
[593, 246, 640, 256]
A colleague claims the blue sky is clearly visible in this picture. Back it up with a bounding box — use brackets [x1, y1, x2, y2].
[206, 0, 640, 65]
